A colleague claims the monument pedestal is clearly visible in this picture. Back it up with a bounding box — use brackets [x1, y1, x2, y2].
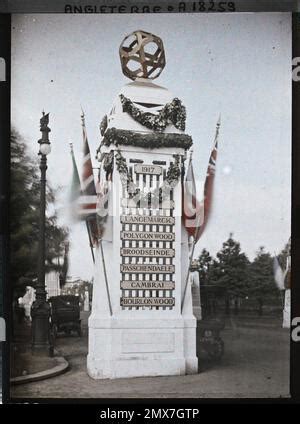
[87, 78, 198, 379]
[87, 316, 197, 379]
[87, 159, 198, 379]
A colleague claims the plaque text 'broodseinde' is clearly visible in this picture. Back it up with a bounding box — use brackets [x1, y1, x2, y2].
[120, 248, 175, 257]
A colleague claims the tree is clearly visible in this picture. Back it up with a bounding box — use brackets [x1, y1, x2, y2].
[10, 130, 69, 299]
[249, 247, 280, 315]
[209, 234, 250, 315]
[197, 248, 213, 285]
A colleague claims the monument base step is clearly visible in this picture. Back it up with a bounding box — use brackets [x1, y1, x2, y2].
[87, 356, 188, 379]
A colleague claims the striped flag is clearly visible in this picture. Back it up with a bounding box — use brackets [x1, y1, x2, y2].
[75, 109, 99, 248]
[182, 153, 204, 241]
[69, 143, 81, 210]
[195, 118, 219, 242]
[80, 110, 97, 217]
[182, 117, 220, 244]
[69, 141, 98, 251]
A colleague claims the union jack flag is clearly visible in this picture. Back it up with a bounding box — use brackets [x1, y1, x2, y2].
[77, 110, 99, 247]
[182, 117, 220, 244]
[195, 122, 219, 242]
[95, 166, 112, 239]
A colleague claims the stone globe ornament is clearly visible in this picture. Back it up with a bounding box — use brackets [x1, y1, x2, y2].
[119, 30, 166, 81]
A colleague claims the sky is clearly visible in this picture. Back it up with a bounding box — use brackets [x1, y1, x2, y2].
[11, 13, 292, 280]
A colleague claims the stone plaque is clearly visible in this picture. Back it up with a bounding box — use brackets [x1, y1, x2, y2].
[122, 332, 174, 354]
[121, 264, 175, 273]
[120, 162, 176, 311]
[121, 248, 175, 257]
[121, 215, 175, 225]
[121, 231, 175, 241]
[134, 164, 162, 175]
[121, 297, 175, 307]
[121, 281, 175, 290]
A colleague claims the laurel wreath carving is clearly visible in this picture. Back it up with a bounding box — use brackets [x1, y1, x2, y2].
[99, 128, 193, 151]
[120, 94, 186, 132]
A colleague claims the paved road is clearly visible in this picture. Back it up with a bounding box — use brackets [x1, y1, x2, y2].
[11, 313, 290, 399]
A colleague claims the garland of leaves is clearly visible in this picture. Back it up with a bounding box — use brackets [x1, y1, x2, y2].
[101, 128, 193, 150]
[115, 150, 135, 193]
[102, 150, 114, 177]
[100, 114, 108, 136]
[115, 149, 181, 204]
[120, 94, 186, 132]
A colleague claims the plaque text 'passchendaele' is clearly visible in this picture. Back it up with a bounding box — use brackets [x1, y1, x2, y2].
[121, 264, 175, 273]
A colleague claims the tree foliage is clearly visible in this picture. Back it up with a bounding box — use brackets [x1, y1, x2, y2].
[197, 248, 213, 285]
[209, 234, 250, 299]
[11, 130, 69, 298]
[195, 235, 285, 315]
[248, 247, 280, 314]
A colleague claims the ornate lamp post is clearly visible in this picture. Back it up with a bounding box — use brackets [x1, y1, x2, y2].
[31, 112, 51, 355]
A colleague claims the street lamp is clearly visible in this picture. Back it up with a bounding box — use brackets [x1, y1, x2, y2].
[31, 111, 51, 355]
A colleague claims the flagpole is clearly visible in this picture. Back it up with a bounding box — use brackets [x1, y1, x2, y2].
[79, 110, 97, 265]
[181, 150, 198, 312]
[80, 104, 85, 126]
[181, 235, 197, 312]
[99, 238, 113, 316]
[181, 209, 201, 312]
[181, 117, 221, 312]
[85, 220, 95, 264]
[95, 161, 113, 316]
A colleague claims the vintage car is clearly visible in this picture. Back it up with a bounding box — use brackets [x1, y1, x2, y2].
[49, 295, 82, 338]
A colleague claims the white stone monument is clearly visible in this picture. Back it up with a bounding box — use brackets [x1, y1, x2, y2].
[20, 286, 36, 320]
[87, 30, 198, 379]
[84, 290, 90, 312]
[274, 238, 291, 329]
[45, 270, 61, 299]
